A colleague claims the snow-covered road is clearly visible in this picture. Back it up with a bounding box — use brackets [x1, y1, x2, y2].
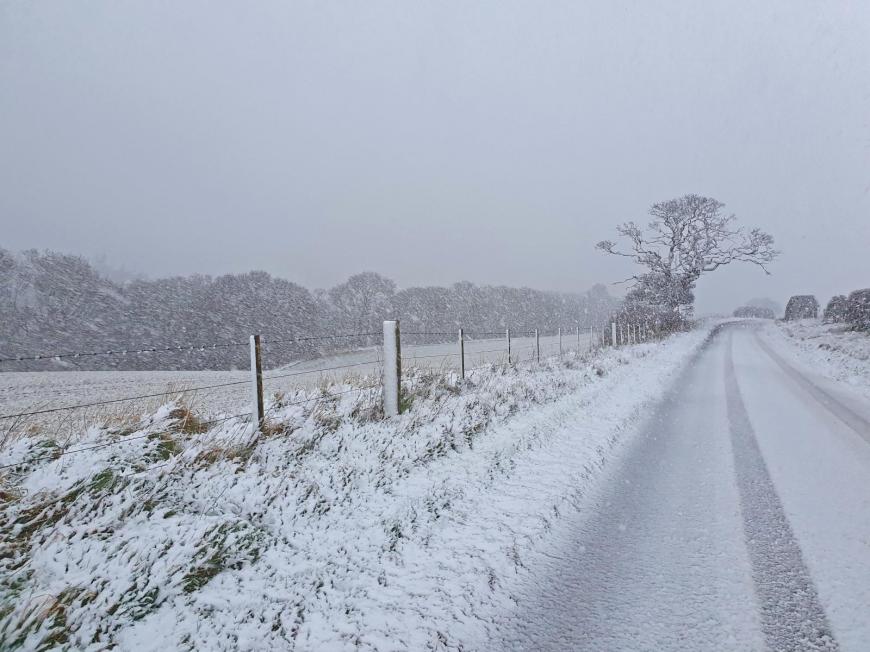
[497, 322, 870, 651]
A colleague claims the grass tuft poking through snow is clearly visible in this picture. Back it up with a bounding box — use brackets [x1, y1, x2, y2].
[1, 329, 712, 650]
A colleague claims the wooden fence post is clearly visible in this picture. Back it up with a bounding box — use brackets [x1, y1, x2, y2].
[506, 328, 511, 364]
[458, 328, 465, 379]
[535, 328, 540, 362]
[558, 327, 562, 357]
[249, 334, 264, 429]
[383, 320, 401, 417]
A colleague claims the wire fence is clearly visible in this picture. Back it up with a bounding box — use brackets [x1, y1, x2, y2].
[0, 318, 662, 469]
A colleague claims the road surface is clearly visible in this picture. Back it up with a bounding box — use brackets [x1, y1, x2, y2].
[498, 322, 870, 651]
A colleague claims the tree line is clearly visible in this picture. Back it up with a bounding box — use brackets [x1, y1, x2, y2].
[0, 248, 620, 371]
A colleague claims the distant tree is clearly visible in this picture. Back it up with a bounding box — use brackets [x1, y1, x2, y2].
[733, 305, 775, 319]
[746, 297, 781, 318]
[784, 295, 819, 320]
[597, 195, 779, 323]
[586, 283, 620, 329]
[845, 289, 870, 331]
[823, 295, 848, 323]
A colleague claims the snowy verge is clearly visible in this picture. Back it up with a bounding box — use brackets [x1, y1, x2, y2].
[763, 319, 870, 399]
[1, 328, 712, 651]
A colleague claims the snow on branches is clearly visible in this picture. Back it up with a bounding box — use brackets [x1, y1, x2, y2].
[597, 194, 779, 321]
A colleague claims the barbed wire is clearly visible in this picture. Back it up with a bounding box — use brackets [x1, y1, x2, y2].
[402, 351, 462, 362]
[0, 379, 253, 421]
[0, 381, 382, 472]
[262, 359, 382, 383]
[2, 328, 588, 365]
[466, 347, 509, 356]
[0, 331, 385, 365]
[261, 332, 381, 346]
[0, 341, 250, 364]
[0, 355, 386, 421]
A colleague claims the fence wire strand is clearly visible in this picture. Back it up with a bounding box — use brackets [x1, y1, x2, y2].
[0, 381, 382, 471]
[1, 331, 384, 365]
[0, 379, 253, 421]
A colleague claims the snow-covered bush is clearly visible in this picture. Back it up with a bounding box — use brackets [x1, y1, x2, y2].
[784, 295, 819, 320]
[823, 295, 849, 323]
[845, 289, 870, 331]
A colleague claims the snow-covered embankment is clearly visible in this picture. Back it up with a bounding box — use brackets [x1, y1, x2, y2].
[1, 327, 712, 650]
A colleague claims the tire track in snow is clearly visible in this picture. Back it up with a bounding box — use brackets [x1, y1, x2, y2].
[725, 333, 839, 651]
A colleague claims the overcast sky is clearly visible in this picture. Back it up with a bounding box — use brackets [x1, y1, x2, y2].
[2, 0, 868, 313]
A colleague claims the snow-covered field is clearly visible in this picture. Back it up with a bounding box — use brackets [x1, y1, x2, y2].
[0, 333, 598, 434]
[0, 328, 697, 651]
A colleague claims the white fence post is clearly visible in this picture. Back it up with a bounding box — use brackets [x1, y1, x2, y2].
[459, 328, 465, 379]
[383, 320, 401, 417]
[249, 334, 264, 429]
[611, 322, 617, 347]
[535, 328, 540, 362]
[558, 327, 562, 357]
[506, 328, 511, 364]
[590, 324, 594, 351]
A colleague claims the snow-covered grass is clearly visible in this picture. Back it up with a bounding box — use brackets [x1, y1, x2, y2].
[765, 319, 870, 399]
[0, 328, 711, 651]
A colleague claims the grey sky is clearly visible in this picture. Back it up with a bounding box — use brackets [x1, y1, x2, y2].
[2, 0, 868, 314]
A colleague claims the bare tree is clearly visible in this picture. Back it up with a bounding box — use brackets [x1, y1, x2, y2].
[597, 194, 779, 317]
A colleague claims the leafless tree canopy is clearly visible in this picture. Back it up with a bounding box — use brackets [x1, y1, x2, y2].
[597, 194, 779, 315]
